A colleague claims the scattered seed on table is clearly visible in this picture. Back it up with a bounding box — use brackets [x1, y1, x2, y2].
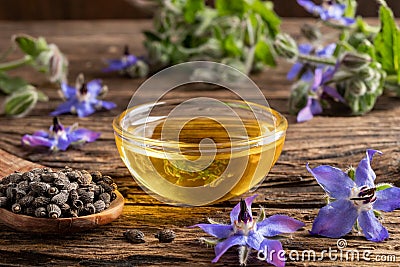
[124, 229, 145, 244]
[155, 229, 176, 243]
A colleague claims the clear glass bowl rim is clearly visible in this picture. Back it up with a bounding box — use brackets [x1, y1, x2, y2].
[113, 99, 288, 150]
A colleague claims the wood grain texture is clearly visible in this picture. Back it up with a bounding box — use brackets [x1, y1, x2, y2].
[0, 19, 400, 266]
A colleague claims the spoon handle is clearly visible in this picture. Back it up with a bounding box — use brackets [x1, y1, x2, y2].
[0, 149, 42, 178]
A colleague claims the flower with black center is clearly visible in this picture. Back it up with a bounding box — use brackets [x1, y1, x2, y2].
[103, 45, 148, 78]
[22, 117, 100, 151]
[51, 73, 116, 117]
[297, 0, 355, 26]
[308, 149, 400, 242]
[191, 195, 304, 266]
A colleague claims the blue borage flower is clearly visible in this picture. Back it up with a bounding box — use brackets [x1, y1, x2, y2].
[103, 45, 138, 73]
[22, 117, 100, 151]
[191, 195, 304, 266]
[308, 149, 400, 242]
[297, 65, 345, 122]
[297, 0, 355, 26]
[51, 73, 116, 117]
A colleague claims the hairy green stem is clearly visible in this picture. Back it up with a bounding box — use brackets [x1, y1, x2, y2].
[0, 45, 16, 62]
[297, 54, 337, 66]
[0, 55, 32, 71]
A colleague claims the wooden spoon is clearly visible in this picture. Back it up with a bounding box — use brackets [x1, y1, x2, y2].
[0, 148, 124, 234]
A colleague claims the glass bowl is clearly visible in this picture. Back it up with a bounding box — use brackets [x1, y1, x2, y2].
[113, 99, 287, 206]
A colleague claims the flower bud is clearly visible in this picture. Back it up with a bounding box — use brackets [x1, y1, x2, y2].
[358, 66, 375, 81]
[348, 79, 367, 96]
[3, 85, 38, 117]
[340, 52, 371, 71]
[301, 24, 321, 41]
[273, 33, 298, 60]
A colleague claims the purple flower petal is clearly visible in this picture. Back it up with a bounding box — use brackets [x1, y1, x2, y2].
[358, 210, 389, 242]
[246, 231, 264, 250]
[230, 195, 258, 224]
[297, 0, 321, 16]
[87, 79, 103, 95]
[323, 85, 345, 103]
[69, 128, 101, 143]
[103, 59, 127, 72]
[297, 98, 322, 123]
[100, 100, 117, 110]
[312, 68, 323, 91]
[76, 102, 96, 117]
[50, 99, 77, 116]
[103, 55, 137, 72]
[301, 69, 314, 81]
[355, 149, 382, 188]
[310, 199, 358, 238]
[257, 214, 305, 237]
[190, 224, 233, 239]
[211, 235, 246, 263]
[374, 187, 400, 212]
[61, 82, 76, 99]
[56, 134, 71, 151]
[32, 130, 49, 138]
[287, 63, 303, 81]
[298, 43, 313, 54]
[341, 17, 356, 26]
[22, 134, 54, 148]
[316, 43, 336, 58]
[307, 163, 354, 199]
[259, 239, 285, 267]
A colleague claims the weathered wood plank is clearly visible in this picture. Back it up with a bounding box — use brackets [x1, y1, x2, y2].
[0, 20, 400, 266]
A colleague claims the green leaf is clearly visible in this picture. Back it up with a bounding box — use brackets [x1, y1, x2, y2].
[376, 183, 393, 191]
[223, 35, 242, 57]
[0, 72, 29, 94]
[4, 85, 38, 117]
[254, 40, 276, 67]
[343, 0, 357, 18]
[215, 0, 247, 17]
[373, 5, 400, 83]
[184, 0, 204, 23]
[250, 0, 281, 37]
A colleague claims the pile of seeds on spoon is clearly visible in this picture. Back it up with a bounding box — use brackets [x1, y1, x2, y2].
[0, 167, 117, 218]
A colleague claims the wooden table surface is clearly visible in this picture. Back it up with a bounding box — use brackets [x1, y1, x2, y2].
[0, 19, 400, 267]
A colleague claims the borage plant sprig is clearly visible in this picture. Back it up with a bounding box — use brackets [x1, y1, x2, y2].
[143, 0, 281, 76]
[275, 0, 400, 122]
[0, 34, 68, 117]
[307, 149, 400, 242]
[191, 195, 304, 266]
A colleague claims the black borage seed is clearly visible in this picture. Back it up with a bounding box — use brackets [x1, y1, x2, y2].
[155, 229, 176, 243]
[34, 207, 47, 218]
[47, 204, 62, 219]
[93, 200, 106, 213]
[32, 196, 50, 208]
[124, 229, 145, 244]
[51, 190, 69, 205]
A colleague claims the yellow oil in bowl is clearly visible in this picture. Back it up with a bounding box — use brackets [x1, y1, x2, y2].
[113, 100, 287, 206]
